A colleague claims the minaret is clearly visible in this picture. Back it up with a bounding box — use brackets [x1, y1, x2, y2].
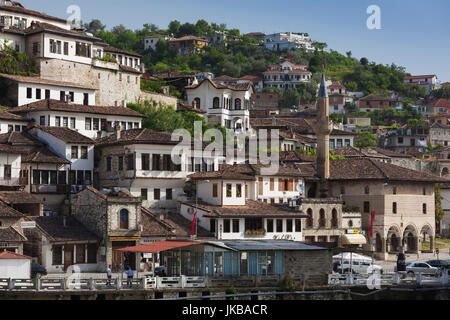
[314, 74, 332, 196]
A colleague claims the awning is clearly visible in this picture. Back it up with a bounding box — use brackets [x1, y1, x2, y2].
[341, 234, 367, 245]
[115, 240, 206, 253]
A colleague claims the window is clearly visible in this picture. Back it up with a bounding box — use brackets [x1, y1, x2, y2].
[83, 93, 89, 106]
[26, 87, 32, 99]
[267, 219, 274, 233]
[141, 189, 148, 200]
[236, 184, 242, 198]
[93, 118, 99, 131]
[71, 146, 78, 159]
[45, 89, 50, 99]
[69, 92, 74, 102]
[60, 91, 66, 101]
[363, 201, 370, 213]
[295, 219, 302, 232]
[364, 186, 370, 194]
[127, 154, 134, 170]
[3, 165, 11, 180]
[166, 188, 172, 200]
[393, 187, 397, 195]
[55, 116, 61, 127]
[398, 137, 404, 144]
[210, 219, 216, 233]
[226, 184, 232, 197]
[393, 202, 397, 214]
[120, 209, 129, 229]
[118, 156, 123, 171]
[212, 97, 220, 109]
[75, 42, 91, 57]
[224, 219, 231, 233]
[80, 146, 88, 159]
[152, 154, 161, 170]
[233, 219, 239, 233]
[141, 154, 150, 170]
[85, 171, 91, 185]
[276, 219, 283, 233]
[270, 178, 274, 191]
[423, 187, 426, 196]
[258, 177, 263, 195]
[286, 219, 293, 232]
[423, 203, 427, 214]
[63, 117, 68, 127]
[154, 189, 160, 200]
[36, 88, 41, 99]
[87, 244, 97, 263]
[306, 208, 313, 227]
[193, 97, 201, 109]
[212, 183, 218, 198]
[32, 42, 40, 55]
[234, 98, 241, 110]
[85, 118, 91, 130]
[76, 244, 85, 264]
[319, 209, 326, 228]
[64, 42, 69, 55]
[39, 116, 45, 125]
[106, 157, 112, 171]
[70, 117, 76, 129]
[52, 246, 63, 265]
[331, 209, 338, 227]
[340, 185, 345, 194]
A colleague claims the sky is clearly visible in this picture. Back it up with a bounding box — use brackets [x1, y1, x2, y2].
[20, 0, 450, 82]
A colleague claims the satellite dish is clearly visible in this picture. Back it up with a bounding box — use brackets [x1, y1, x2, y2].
[296, 183, 304, 194]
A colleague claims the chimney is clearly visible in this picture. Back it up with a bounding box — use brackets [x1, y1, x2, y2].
[314, 74, 332, 195]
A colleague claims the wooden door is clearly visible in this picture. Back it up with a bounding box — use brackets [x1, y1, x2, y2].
[64, 245, 74, 271]
[112, 250, 124, 271]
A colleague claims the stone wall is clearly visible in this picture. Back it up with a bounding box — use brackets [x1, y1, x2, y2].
[37, 58, 177, 108]
[283, 249, 332, 286]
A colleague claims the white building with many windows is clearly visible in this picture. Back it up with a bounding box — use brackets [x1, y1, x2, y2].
[263, 61, 312, 89]
[264, 32, 314, 51]
[185, 78, 254, 132]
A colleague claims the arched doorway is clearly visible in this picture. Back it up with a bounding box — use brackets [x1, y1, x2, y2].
[375, 233, 383, 253]
[442, 167, 449, 177]
[402, 225, 418, 253]
[387, 226, 401, 253]
[420, 224, 434, 252]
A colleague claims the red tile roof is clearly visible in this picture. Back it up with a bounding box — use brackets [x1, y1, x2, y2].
[403, 75, 436, 80]
[0, 73, 97, 90]
[0, 109, 27, 122]
[9, 99, 145, 118]
[0, 250, 31, 260]
[116, 240, 206, 253]
[36, 126, 95, 144]
[0, 4, 66, 23]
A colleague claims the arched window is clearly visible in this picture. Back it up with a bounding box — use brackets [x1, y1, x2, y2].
[364, 186, 370, 195]
[348, 220, 353, 228]
[193, 98, 201, 109]
[306, 208, 313, 228]
[319, 209, 326, 228]
[442, 167, 449, 176]
[331, 209, 338, 228]
[213, 97, 220, 109]
[234, 98, 241, 110]
[120, 209, 129, 229]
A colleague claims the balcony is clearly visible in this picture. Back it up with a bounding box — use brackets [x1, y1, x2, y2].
[0, 178, 20, 186]
[92, 58, 119, 71]
[31, 185, 71, 194]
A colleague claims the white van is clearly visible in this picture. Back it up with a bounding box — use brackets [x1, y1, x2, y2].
[335, 260, 383, 274]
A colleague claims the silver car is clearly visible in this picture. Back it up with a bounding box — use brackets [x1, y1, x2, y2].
[405, 262, 440, 276]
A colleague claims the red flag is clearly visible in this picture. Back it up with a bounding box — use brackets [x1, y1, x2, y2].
[287, 57, 292, 60]
[370, 211, 376, 237]
[191, 210, 198, 236]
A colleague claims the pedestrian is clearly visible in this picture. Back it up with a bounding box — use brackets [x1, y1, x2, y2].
[106, 265, 112, 286]
[126, 267, 134, 288]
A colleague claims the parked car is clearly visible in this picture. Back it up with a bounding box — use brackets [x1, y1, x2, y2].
[426, 260, 450, 270]
[335, 260, 383, 274]
[31, 263, 47, 278]
[403, 262, 440, 276]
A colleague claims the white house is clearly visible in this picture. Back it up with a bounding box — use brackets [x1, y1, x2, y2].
[403, 75, 439, 94]
[185, 78, 254, 132]
[179, 163, 312, 241]
[8, 99, 145, 140]
[264, 32, 314, 51]
[0, 73, 96, 107]
[0, 109, 28, 133]
[143, 34, 171, 51]
[263, 61, 312, 90]
[0, 250, 31, 279]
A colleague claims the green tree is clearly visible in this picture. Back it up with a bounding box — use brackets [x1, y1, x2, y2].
[355, 131, 378, 148]
[83, 19, 106, 34]
[168, 20, 181, 36]
[435, 184, 446, 222]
